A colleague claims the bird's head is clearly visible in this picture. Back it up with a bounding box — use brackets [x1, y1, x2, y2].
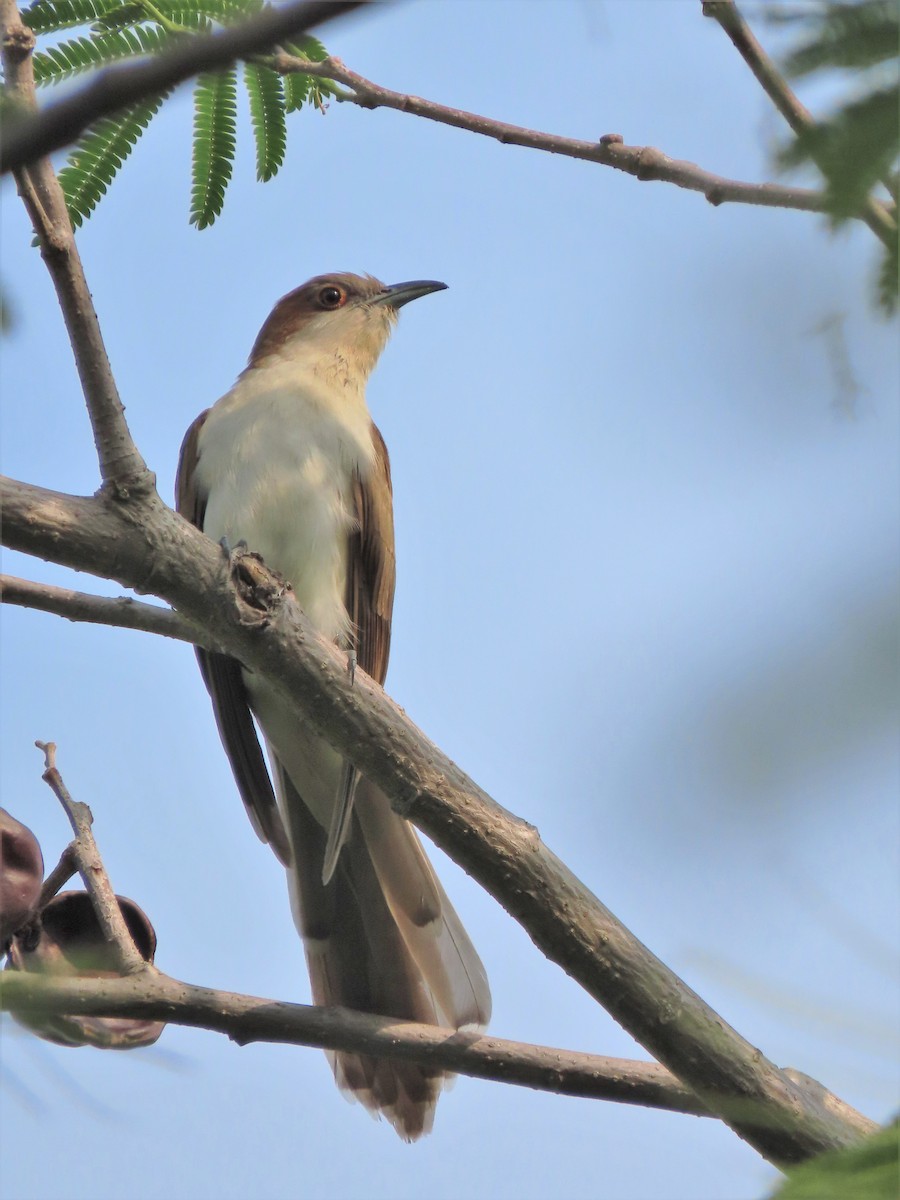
[247, 273, 447, 384]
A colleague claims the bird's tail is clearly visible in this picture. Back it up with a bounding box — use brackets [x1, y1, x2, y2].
[275, 766, 490, 1141]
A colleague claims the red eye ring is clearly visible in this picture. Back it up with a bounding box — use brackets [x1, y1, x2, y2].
[318, 286, 345, 309]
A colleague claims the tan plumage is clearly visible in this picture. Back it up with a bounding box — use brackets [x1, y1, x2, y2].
[176, 274, 490, 1139]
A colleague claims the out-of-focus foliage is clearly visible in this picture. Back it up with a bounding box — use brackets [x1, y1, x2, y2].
[772, 0, 899, 313]
[770, 1121, 900, 1199]
[16, 0, 336, 228]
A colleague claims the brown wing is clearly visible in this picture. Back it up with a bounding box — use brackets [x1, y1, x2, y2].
[320, 422, 396, 882]
[346, 421, 396, 684]
[175, 410, 291, 866]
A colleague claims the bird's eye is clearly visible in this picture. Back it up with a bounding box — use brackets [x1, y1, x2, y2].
[318, 286, 345, 309]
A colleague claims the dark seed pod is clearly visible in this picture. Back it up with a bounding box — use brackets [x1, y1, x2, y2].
[0, 808, 44, 946]
[6, 890, 164, 1050]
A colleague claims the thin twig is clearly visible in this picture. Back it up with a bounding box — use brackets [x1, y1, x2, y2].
[702, 0, 896, 247]
[0, 0, 366, 174]
[33, 742, 146, 975]
[0, 969, 874, 1136]
[0, 574, 213, 648]
[37, 845, 77, 907]
[277, 51, 840, 219]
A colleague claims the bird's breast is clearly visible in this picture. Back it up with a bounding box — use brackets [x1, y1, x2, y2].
[196, 368, 375, 643]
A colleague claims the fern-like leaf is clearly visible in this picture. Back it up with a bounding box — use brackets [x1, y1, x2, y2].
[168, 0, 262, 25]
[780, 85, 899, 222]
[244, 61, 285, 182]
[91, 3, 209, 32]
[282, 36, 333, 112]
[57, 91, 169, 228]
[89, 3, 149, 31]
[21, 0, 336, 228]
[282, 70, 309, 114]
[93, 0, 253, 32]
[23, 0, 122, 34]
[191, 67, 238, 229]
[781, 0, 898, 76]
[32, 25, 172, 86]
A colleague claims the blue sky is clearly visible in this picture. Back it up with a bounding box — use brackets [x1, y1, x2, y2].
[1, 3, 898, 1199]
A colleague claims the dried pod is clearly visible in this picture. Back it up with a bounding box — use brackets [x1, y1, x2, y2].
[6, 890, 164, 1049]
[0, 808, 44, 945]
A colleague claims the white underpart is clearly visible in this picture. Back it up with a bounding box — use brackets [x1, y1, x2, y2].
[195, 354, 376, 833]
[197, 356, 376, 637]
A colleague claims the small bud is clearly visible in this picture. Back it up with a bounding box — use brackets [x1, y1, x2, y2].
[0, 808, 44, 945]
[6, 891, 164, 1049]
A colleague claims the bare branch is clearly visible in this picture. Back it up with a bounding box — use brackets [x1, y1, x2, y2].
[0, 573, 212, 647]
[0, 968, 873, 1136]
[0, 0, 366, 174]
[702, 0, 896, 246]
[37, 846, 77, 907]
[0, 472, 873, 1167]
[0, 0, 152, 495]
[33, 742, 147, 975]
[276, 52, 844, 219]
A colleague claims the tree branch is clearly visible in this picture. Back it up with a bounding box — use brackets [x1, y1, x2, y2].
[0, 472, 875, 1167]
[702, 0, 896, 246]
[271, 52, 843, 219]
[0, 0, 366, 174]
[32, 742, 147, 975]
[37, 846, 77, 908]
[0, 967, 875, 1140]
[0, 969, 722, 1119]
[0, 0, 152, 495]
[0, 573, 211, 647]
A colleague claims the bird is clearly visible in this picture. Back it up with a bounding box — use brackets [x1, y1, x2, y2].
[175, 273, 490, 1140]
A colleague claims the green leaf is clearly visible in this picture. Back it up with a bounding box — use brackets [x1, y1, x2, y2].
[89, 3, 149, 31]
[91, 3, 209, 32]
[24, 0, 261, 32]
[23, 0, 122, 34]
[282, 70, 309, 114]
[32, 24, 172, 85]
[168, 0, 262, 24]
[282, 37, 335, 111]
[244, 62, 286, 182]
[191, 67, 238, 229]
[285, 35, 329, 63]
[57, 91, 169, 228]
[782, 1, 899, 77]
[780, 85, 899, 222]
[771, 1122, 900, 1200]
[168, 0, 260, 24]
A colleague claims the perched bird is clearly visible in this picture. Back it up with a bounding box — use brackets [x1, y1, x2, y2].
[176, 273, 490, 1139]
